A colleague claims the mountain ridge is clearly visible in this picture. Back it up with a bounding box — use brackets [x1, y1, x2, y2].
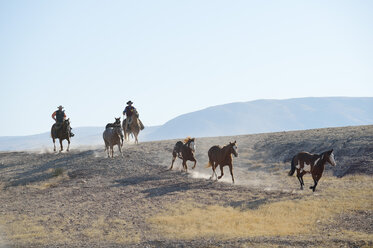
[1, 97, 372, 151]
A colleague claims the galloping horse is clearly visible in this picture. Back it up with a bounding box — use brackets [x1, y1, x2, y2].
[206, 141, 238, 183]
[51, 119, 73, 152]
[106, 117, 123, 145]
[103, 126, 123, 158]
[288, 149, 336, 191]
[169, 137, 197, 171]
[122, 109, 143, 144]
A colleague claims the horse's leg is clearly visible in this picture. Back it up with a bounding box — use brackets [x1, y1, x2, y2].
[106, 145, 110, 158]
[218, 164, 224, 180]
[296, 170, 303, 190]
[310, 178, 318, 192]
[134, 132, 138, 144]
[66, 138, 70, 152]
[210, 162, 217, 180]
[111, 145, 114, 158]
[53, 138, 56, 152]
[310, 173, 320, 191]
[170, 153, 176, 170]
[118, 143, 122, 157]
[213, 163, 218, 180]
[59, 139, 63, 152]
[191, 157, 197, 169]
[229, 164, 234, 184]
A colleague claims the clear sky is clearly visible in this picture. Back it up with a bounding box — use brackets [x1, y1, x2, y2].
[0, 0, 372, 136]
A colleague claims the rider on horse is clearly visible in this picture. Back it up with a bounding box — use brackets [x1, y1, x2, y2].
[123, 101, 144, 131]
[51, 105, 74, 137]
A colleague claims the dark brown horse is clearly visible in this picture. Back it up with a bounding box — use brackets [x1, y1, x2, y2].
[206, 141, 238, 183]
[289, 149, 336, 191]
[169, 137, 196, 171]
[51, 119, 73, 152]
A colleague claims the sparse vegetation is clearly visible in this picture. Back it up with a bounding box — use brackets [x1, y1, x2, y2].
[52, 167, 64, 177]
[0, 125, 372, 247]
[149, 175, 372, 241]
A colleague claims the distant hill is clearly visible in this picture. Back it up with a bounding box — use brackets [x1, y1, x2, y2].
[145, 97, 373, 140]
[0, 97, 372, 151]
[0, 126, 160, 151]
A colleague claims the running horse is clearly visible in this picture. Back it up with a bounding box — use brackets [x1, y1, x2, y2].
[51, 118, 73, 152]
[106, 117, 123, 145]
[103, 125, 123, 158]
[122, 109, 144, 144]
[169, 137, 197, 171]
[206, 141, 238, 183]
[288, 149, 336, 191]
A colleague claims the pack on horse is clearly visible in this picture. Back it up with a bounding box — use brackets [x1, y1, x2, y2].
[51, 119, 73, 152]
[206, 141, 238, 183]
[288, 149, 336, 191]
[169, 137, 197, 171]
[103, 126, 123, 158]
[106, 117, 121, 129]
[122, 109, 144, 144]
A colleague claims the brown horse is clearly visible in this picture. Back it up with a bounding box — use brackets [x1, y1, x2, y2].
[122, 110, 144, 144]
[106, 117, 123, 145]
[289, 149, 336, 191]
[51, 119, 72, 152]
[169, 137, 197, 171]
[103, 126, 123, 158]
[206, 141, 238, 183]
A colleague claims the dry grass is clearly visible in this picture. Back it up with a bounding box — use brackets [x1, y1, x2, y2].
[0, 213, 140, 245]
[149, 175, 373, 240]
[83, 216, 140, 244]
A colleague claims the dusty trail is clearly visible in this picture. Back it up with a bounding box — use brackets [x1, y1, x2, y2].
[0, 125, 372, 247]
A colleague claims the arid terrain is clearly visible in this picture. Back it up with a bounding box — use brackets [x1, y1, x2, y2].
[0, 125, 372, 247]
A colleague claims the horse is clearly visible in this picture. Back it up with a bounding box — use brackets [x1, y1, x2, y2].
[122, 109, 143, 144]
[51, 119, 73, 152]
[103, 126, 123, 158]
[206, 141, 238, 183]
[288, 149, 336, 191]
[106, 117, 123, 145]
[106, 117, 121, 129]
[169, 137, 197, 171]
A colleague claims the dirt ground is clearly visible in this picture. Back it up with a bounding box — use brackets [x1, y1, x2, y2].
[0, 125, 372, 247]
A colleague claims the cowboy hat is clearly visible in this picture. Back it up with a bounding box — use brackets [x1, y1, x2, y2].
[57, 105, 64, 109]
[126, 101, 133, 105]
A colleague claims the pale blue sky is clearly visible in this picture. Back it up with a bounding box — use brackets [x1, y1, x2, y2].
[0, 0, 372, 136]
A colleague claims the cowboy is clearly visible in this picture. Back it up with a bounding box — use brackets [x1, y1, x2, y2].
[51, 105, 74, 137]
[123, 101, 144, 131]
[123, 101, 137, 119]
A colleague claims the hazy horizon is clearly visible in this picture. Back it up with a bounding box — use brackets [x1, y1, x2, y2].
[1, 1, 372, 136]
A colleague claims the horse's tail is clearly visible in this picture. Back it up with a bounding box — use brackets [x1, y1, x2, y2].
[288, 156, 296, 176]
[206, 161, 213, 168]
